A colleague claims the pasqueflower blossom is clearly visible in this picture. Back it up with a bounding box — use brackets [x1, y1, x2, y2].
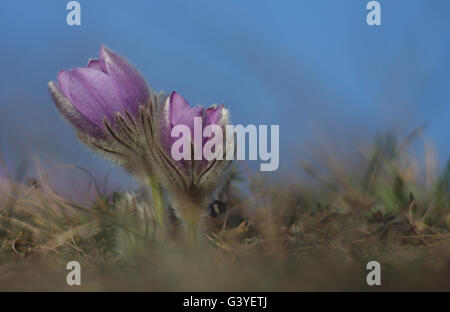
[153, 91, 232, 241]
[49, 45, 150, 138]
[48, 45, 162, 179]
[49, 45, 165, 226]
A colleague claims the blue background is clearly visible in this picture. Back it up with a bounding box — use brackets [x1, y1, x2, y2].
[1, 0, 449, 193]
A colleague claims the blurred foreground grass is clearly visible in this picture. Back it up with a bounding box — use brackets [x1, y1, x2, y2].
[1, 129, 450, 291]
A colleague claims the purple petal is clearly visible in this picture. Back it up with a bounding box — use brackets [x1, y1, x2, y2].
[87, 59, 107, 73]
[174, 106, 203, 126]
[169, 91, 204, 134]
[99, 45, 150, 116]
[49, 81, 106, 138]
[57, 70, 71, 101]
[205, 104, 223, 125]
[66, 68, 123, 128]
[169, 91, 190, 125]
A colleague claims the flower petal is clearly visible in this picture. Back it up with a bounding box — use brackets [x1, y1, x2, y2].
[174, 105, 203, 128]
[100, 45, 150, 116]
[66, 68, 123, 127]
[57, 70, 71, 101]
[169, 91, 190, 125]
[87, 59, 107, 73]
[205, 104, 223, 125]
[49, 81, 106, 138]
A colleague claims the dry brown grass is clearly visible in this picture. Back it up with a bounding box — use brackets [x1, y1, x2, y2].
[1, 130, 450, 291]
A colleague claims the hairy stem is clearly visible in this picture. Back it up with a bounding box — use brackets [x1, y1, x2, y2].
[148, 177, 165, 229]
[172, 194, 204, 245]
[187, 216, 199, 245]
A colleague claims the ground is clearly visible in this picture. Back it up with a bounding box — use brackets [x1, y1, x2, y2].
[1, 131, 450, 291]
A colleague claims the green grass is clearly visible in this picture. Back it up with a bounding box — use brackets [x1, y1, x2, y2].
[1, 129, 450, 291]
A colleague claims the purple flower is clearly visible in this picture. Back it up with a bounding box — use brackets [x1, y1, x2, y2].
[159, 91, 223, 157]
[154, 91, 232, 232]
[48, 45, 162, 186]
[49, 45, 150, 138]
[170, 91, 223, 130]
[158, 91, 227, 168]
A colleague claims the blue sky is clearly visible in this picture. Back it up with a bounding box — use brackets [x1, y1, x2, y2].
[1, 0, 449, 190]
